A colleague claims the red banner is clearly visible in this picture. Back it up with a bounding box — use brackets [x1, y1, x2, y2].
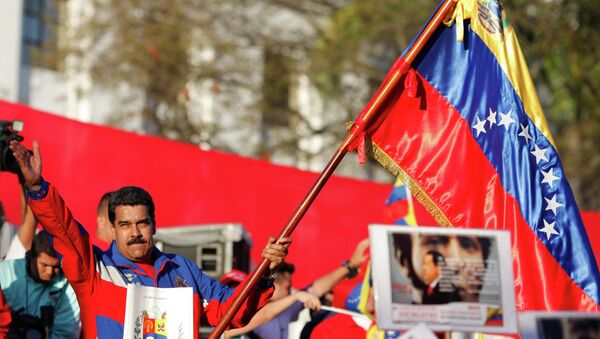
[0, 100, 598, 289]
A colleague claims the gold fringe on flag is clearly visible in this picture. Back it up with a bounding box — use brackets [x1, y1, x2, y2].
[368, 141, 453, 227]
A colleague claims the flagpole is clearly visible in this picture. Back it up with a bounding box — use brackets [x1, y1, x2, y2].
[208, 1, 457, 337]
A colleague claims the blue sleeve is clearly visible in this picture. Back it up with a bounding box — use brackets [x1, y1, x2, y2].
[48, 280, 81, 339]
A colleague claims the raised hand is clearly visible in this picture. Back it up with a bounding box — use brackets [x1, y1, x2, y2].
[262, 236, 292, 270]
[294, 291, 321, 311]
[349, 238, 370, 269]
[9, 140, 42, 189]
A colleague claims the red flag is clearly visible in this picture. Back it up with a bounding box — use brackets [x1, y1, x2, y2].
[350, 0, 599, 312]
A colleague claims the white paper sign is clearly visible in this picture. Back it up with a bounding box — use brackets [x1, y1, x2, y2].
[369, 225, 517, 333]
[123, 284, 193, 339]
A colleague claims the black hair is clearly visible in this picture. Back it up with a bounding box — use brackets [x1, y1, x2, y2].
[393, 234, 426, 290]
[273, 262, 295, 274]
[26, 232, 59, 284]
[29, 232, 58, 259]
[108, 186, 155, 226]
[478, 237, 491, 264]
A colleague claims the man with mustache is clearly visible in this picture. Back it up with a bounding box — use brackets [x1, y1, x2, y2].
[9, 140, 291, 338]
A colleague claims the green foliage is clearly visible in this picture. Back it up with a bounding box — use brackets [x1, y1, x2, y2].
[505, 0, 600, 208]
[311, 0, 437, 96]
[83, 0, 198, 136]
[311, 0, 600, 209]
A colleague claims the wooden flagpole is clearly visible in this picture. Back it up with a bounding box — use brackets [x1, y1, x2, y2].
[209, 1, 457, 337]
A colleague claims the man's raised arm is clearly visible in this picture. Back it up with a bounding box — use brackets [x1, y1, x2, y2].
[9, 140, 96, 290]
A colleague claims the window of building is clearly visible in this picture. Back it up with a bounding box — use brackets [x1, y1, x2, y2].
[23, 0, 60, 69]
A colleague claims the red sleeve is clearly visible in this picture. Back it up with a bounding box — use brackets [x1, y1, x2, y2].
[0, 288, 11, 338]
[28, 183, 96, 294]
[310, 314, 367, 339]
[202, 278, 274, 328]
[230, 280, 273, 327]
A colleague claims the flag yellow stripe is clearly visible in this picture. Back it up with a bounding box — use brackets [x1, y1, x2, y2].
[449, 0, 557, 148]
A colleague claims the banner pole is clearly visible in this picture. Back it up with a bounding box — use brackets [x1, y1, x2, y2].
[208, 1, 457, 337]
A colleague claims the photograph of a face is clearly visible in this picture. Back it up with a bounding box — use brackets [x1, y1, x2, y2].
[370, 225, 517, 333]
[390, 231, 500, 305]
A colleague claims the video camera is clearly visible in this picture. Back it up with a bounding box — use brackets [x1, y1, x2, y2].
[8, 305, 54, 339]
[0, 120, 24, 173]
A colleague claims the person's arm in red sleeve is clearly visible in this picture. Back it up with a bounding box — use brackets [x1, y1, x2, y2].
[202, 237, 292, 328]
[200, 273, 274, 328]
[9, 140, 96, 293]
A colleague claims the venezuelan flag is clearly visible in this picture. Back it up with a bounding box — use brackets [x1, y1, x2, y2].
[352, 0, 599, 311]
[384, 177, 418, 226]
[350, 179, 415, 337]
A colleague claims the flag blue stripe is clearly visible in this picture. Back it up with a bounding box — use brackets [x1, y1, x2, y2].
[385, 185, 408, 204]
[409, 21, 599, 302]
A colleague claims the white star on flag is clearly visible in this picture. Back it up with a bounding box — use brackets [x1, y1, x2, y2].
[498, 110, 516, 130]
[541, 168, 560, 188]
[518, 124, 533, 143]
[531, 144, 549, 164]
[472, 117, 487, 137]
[545, 194, 564, 215]
[487, 108, 497, 128]
[539, 219, 559, 240]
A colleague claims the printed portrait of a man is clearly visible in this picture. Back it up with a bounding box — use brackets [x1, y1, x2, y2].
[391, 232, 496, 304]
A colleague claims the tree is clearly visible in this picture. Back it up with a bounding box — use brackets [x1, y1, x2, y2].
[310, 0, 600, 209]
[64, 0, 364, 172]
[504, 0, 600, 209]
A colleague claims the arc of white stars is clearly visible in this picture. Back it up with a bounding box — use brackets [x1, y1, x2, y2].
[498, 110, 516, 130]
[531, 144, 549, 164]
[487, 108, 497, 128]
[541, 167, 560, 188]
[539, 219, 559, 240]
[544, 194, 564, 215]
[472, 117, 487, 137]
[518, 124, 533, 143]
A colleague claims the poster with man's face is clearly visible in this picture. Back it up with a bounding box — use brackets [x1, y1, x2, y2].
[369, 225, 517, 333]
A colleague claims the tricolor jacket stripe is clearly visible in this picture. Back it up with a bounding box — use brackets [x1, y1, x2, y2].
[28, 181, 273, 338]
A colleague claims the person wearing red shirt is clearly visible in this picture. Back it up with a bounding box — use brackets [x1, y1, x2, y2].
[10, 139, 291, 338]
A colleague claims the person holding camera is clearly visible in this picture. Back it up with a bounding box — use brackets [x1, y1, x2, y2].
[1, 183, 37, 261]
[1, 120, 38, 261]
[0, 181, 38, 261]
[0, 232, 80, 338]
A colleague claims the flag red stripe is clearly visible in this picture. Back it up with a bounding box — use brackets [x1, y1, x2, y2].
[368, 70, 598, 311]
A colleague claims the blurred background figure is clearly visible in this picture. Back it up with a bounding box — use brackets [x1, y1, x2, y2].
[222, 238, 369, 339]
[1, 181, 37, 261]
[220, 269, 248, 289]
[0, 232, 80, 339]
[95, 191, 114, 249]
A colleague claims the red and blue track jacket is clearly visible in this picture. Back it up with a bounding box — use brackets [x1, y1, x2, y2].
[28, 181, 273, 338]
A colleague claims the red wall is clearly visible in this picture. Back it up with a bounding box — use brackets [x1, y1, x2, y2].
[0, 100, 598, 287]
[0, 101, 390, 287]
